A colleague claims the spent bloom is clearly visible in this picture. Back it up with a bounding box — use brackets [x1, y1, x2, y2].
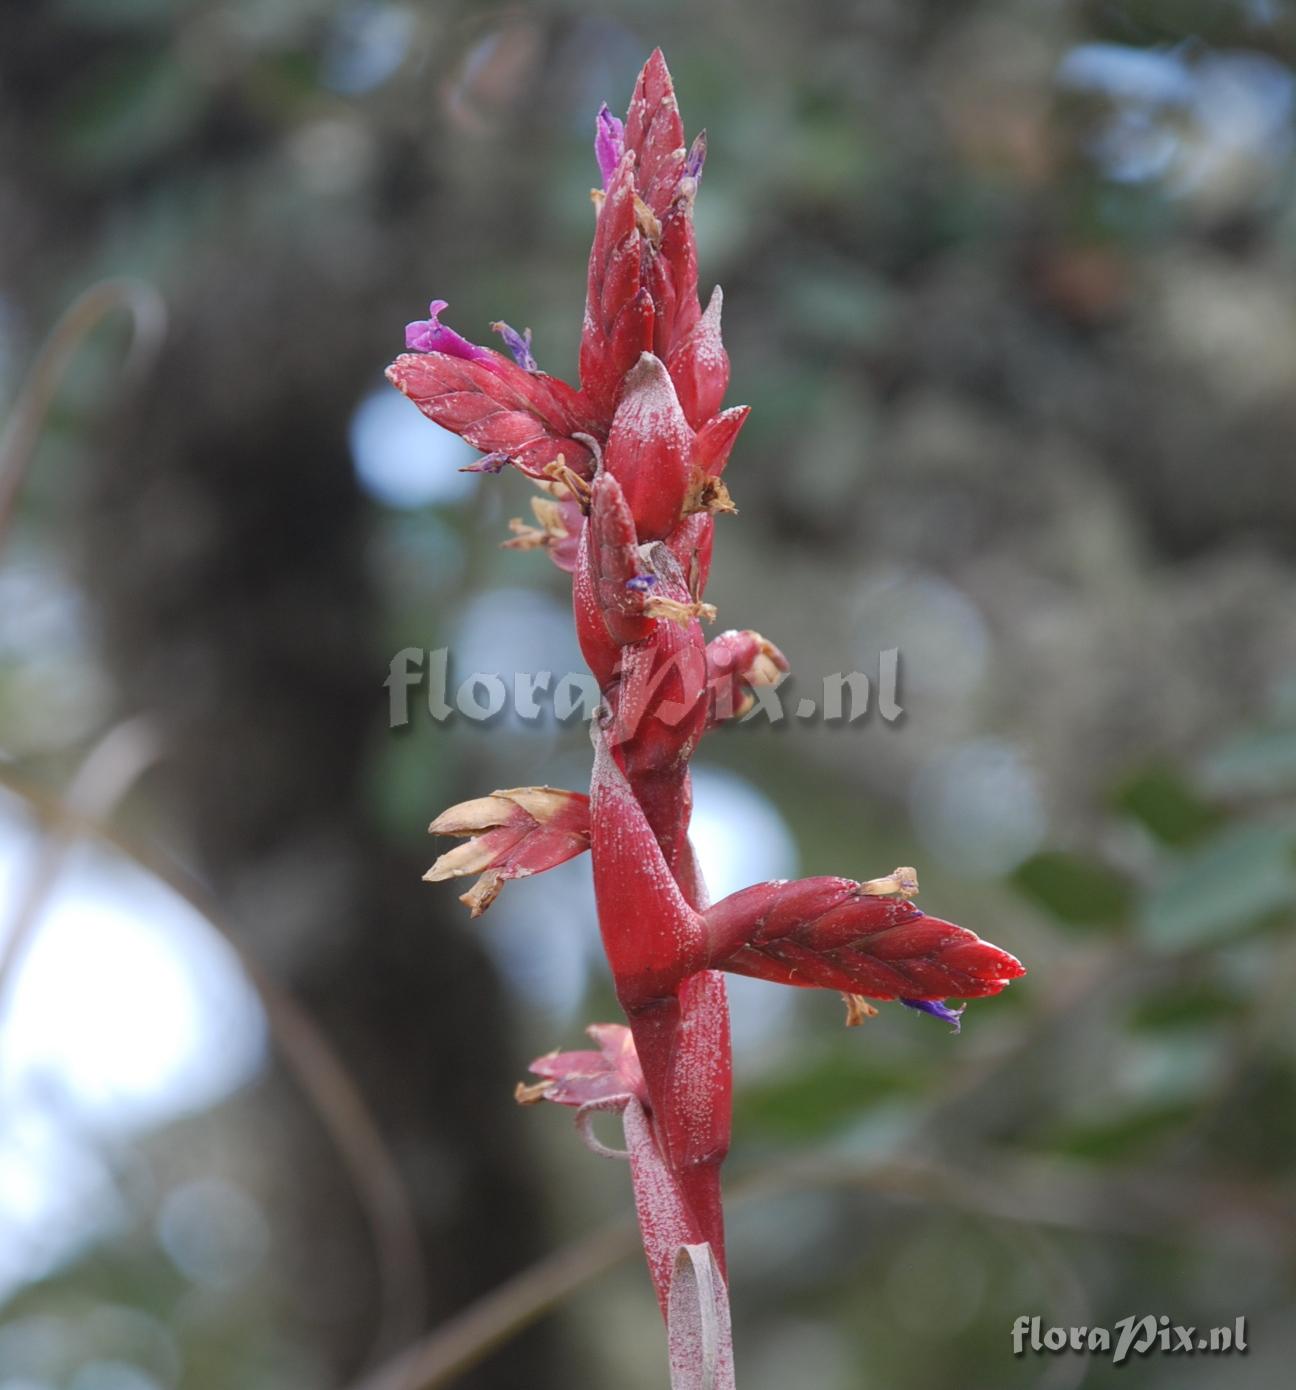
[388, 50, 1024, 1386]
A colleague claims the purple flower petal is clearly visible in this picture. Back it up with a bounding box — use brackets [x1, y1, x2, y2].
[461, 451, 511, 474]
[595, 103, 626, 189]
[902, 998, 965, 1033]
[625, 575, 657, 592]
[404, 300, 494, 362]
[491, 320, 537, 372]
[684, 130, 707, 184]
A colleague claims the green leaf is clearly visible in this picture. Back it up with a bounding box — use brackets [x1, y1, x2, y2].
[1048, 1101, 1197, 1162]
[1199, 729, 1296, 798]
[1128, 982, 1244, 1031]
[1139, 820, 1296, 950]
[776, 261, 895, 350]
[1012, 850, 1132, 928]
[52, 48, 202, 175]
[1114, 763, 1223, 847]
[1203, 1058, 1296, 1175]
[736, 1053, 929, 1141]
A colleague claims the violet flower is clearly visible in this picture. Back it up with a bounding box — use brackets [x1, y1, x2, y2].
[404, 300, 494, 361]
[595, 102, 626, 189]
[902, 998, 967, 1032]
[492, 320, 538, 371]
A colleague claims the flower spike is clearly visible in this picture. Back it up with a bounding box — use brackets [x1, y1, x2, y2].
[391, 48, 1024, 1386]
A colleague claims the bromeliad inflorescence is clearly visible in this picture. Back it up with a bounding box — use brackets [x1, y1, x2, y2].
[388, 50, 1024, 1387]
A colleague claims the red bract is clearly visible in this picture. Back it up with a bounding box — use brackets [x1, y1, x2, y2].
[705, 874, 1025, 999]
[387, 343, 598, 481]
[424, 786, 590, 917]
[393, 49, 1025, 1385]
[516, 1022, 646, 1110]
[603, 353, 693, 541]
[668, 288, 729, 429]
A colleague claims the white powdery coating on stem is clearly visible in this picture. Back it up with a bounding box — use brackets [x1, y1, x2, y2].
[668, 1242, 735, 1390]
[670, 970, 730, 1156]
[575, 1094, 633, 1160]
[623, 1099, 700, 1306]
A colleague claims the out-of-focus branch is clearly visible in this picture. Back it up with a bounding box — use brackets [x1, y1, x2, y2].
[0, 763, 427, 1372]
[347, 1218, 639, 1390]
[0, 277, 166, 560]
[0, 716, 162, 1024]
[342, 1130, 1288, 1390]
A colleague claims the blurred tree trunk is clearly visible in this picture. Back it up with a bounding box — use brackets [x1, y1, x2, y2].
[0, 8, 577, 1386]
[73, 251, 575, 1388]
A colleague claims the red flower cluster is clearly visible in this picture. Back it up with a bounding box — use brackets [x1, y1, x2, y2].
[389, 50, 1024, 1381]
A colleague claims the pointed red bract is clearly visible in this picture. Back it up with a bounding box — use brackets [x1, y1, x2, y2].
[691, 405, 749, 477]
[580, 154, 652, 421]
[624, 49, 688, 218]
[604, 353, 694, 541]
[590, 731, 707, 1002]
[668, 287, 729, 430]
[521, 1022, 647, 1108]
[655, 199, 701, 355]
[386, 351, 596, 478]
[425, 787, 590, 916]
[574, 471, 656, 684]
[704, 877, 1026, 1000]
[704, 629, 789, 726]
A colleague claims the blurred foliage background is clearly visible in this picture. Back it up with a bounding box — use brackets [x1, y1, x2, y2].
[2, 1, 1296, 1387]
